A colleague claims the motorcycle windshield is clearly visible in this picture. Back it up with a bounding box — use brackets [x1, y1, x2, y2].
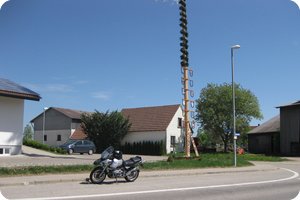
[101, 146, 114, 159]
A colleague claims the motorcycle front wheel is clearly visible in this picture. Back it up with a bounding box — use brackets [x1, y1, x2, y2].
[125, 169, 139, 182]
[90, 167, 106, 184]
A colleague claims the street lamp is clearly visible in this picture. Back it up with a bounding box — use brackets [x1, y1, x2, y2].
[42, 107, 48, 144]
[231, 44, 240, 167]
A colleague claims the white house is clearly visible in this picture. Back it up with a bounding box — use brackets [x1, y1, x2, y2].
[30, 104, 184, 154]
[121, 104, 184, 154]
[0, 78, 40, 156]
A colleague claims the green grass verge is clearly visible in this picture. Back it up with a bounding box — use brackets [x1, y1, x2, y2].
[0, 165, 94, 177]
[0, 153, 287, 177]
[142, 153, 252, 170]
[239, 153, 289, 162]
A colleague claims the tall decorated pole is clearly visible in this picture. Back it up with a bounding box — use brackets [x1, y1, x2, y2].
[179, 0, 191, 157]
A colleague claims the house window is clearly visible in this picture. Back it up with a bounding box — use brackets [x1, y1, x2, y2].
[0, 148, 10, 155]
[57, 135, 61, 141]
[178, 118, 183, 128]
[171, 136, 176, 147]
[5, 148, 9, 154]
[44, 135, 47, 142]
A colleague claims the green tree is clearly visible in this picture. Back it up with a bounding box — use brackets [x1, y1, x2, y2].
[195, 83, 263, 152]
[81, 110, 131, 153]
[197, 128, 218, 150]
[23, 124, 34, 142]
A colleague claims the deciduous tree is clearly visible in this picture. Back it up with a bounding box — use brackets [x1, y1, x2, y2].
[23, 124, 34, 142]
[195, 83, 263, 152]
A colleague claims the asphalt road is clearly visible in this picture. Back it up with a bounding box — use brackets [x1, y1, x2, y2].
[1, 161, 300, 200]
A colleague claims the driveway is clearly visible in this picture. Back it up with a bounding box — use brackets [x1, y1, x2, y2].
[0, 146, 167, 167]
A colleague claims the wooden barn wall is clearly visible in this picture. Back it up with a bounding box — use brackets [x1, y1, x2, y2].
[280, 106, 300, 155]
[248, 134, 272, 154]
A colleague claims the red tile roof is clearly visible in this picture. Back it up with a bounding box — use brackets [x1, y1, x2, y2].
[121, 104, 181, 132]
[70, 127, 87, 140]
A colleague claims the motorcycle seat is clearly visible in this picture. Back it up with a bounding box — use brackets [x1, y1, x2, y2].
[124, 156, 142, 166]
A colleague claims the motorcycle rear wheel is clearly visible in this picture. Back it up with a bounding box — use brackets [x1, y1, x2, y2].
[125, 169, 139, 182]
[90, 167, 106, 184]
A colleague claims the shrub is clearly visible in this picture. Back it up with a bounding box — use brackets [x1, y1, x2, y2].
[23, 139, 66, 154]
[81, 110, 131, 153]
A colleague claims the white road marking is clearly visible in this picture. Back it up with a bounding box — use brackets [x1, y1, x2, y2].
[2, 168, 299, 200]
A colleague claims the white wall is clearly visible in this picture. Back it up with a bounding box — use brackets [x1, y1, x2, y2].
[34, 130, 71, 147]
[166, 107, 184, 153]
[121, 131, 165, 145]
[0, 96, 24, 155]
[121, 106, 184, 154]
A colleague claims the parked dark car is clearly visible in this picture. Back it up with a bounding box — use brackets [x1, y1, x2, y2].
[59, 139, 96, 155]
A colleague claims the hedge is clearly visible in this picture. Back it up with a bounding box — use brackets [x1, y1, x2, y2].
[23, 139, 67, 154]
[121, 141, 165, 155]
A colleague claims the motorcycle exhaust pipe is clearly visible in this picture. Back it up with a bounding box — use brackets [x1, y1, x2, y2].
[126, 167, 138, 176]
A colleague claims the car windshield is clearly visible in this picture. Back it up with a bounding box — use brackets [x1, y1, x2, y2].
[101, 146, 114, 159]
[62, 140, 77, 145]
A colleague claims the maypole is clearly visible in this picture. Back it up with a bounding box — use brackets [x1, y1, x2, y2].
[179, 0, 198, 157]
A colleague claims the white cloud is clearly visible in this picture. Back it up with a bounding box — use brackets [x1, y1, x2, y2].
[74, 80, 89, 85]
[22, 83, 74, 93]
[91, 91, 111, 100]
[154, 0, 178, 5]
[45, 84, 73, 93]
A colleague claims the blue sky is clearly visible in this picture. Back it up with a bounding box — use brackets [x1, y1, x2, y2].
[0, 0, 299, 128]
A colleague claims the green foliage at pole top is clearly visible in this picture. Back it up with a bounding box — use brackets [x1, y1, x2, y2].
[179, 0, 189, 68]
[81, 110, 131, 153]
[195, 83, 263, 152]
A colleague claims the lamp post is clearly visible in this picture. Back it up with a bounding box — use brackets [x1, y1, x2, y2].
[42, 107, 48, 144]
[231, 44, 240, 167]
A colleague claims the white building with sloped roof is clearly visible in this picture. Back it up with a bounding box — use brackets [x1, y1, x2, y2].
[0, 78, 40, 156]
[121, 104, 184, 154]
[30, 107, 88, 147]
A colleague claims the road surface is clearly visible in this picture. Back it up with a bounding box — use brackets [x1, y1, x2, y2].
[1, 160, 300, 200]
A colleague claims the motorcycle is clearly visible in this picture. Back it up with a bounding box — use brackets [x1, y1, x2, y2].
[89, 146, 143, 184]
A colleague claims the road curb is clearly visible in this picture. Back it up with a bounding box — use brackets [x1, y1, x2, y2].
[141, 167, 280, 178]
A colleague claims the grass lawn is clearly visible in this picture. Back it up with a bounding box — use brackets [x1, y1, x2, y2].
[0, 165, 94, 177]
[0, 153, 287, 177]
[239, 153, 289, 162]
[142, 153, 252, 170]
